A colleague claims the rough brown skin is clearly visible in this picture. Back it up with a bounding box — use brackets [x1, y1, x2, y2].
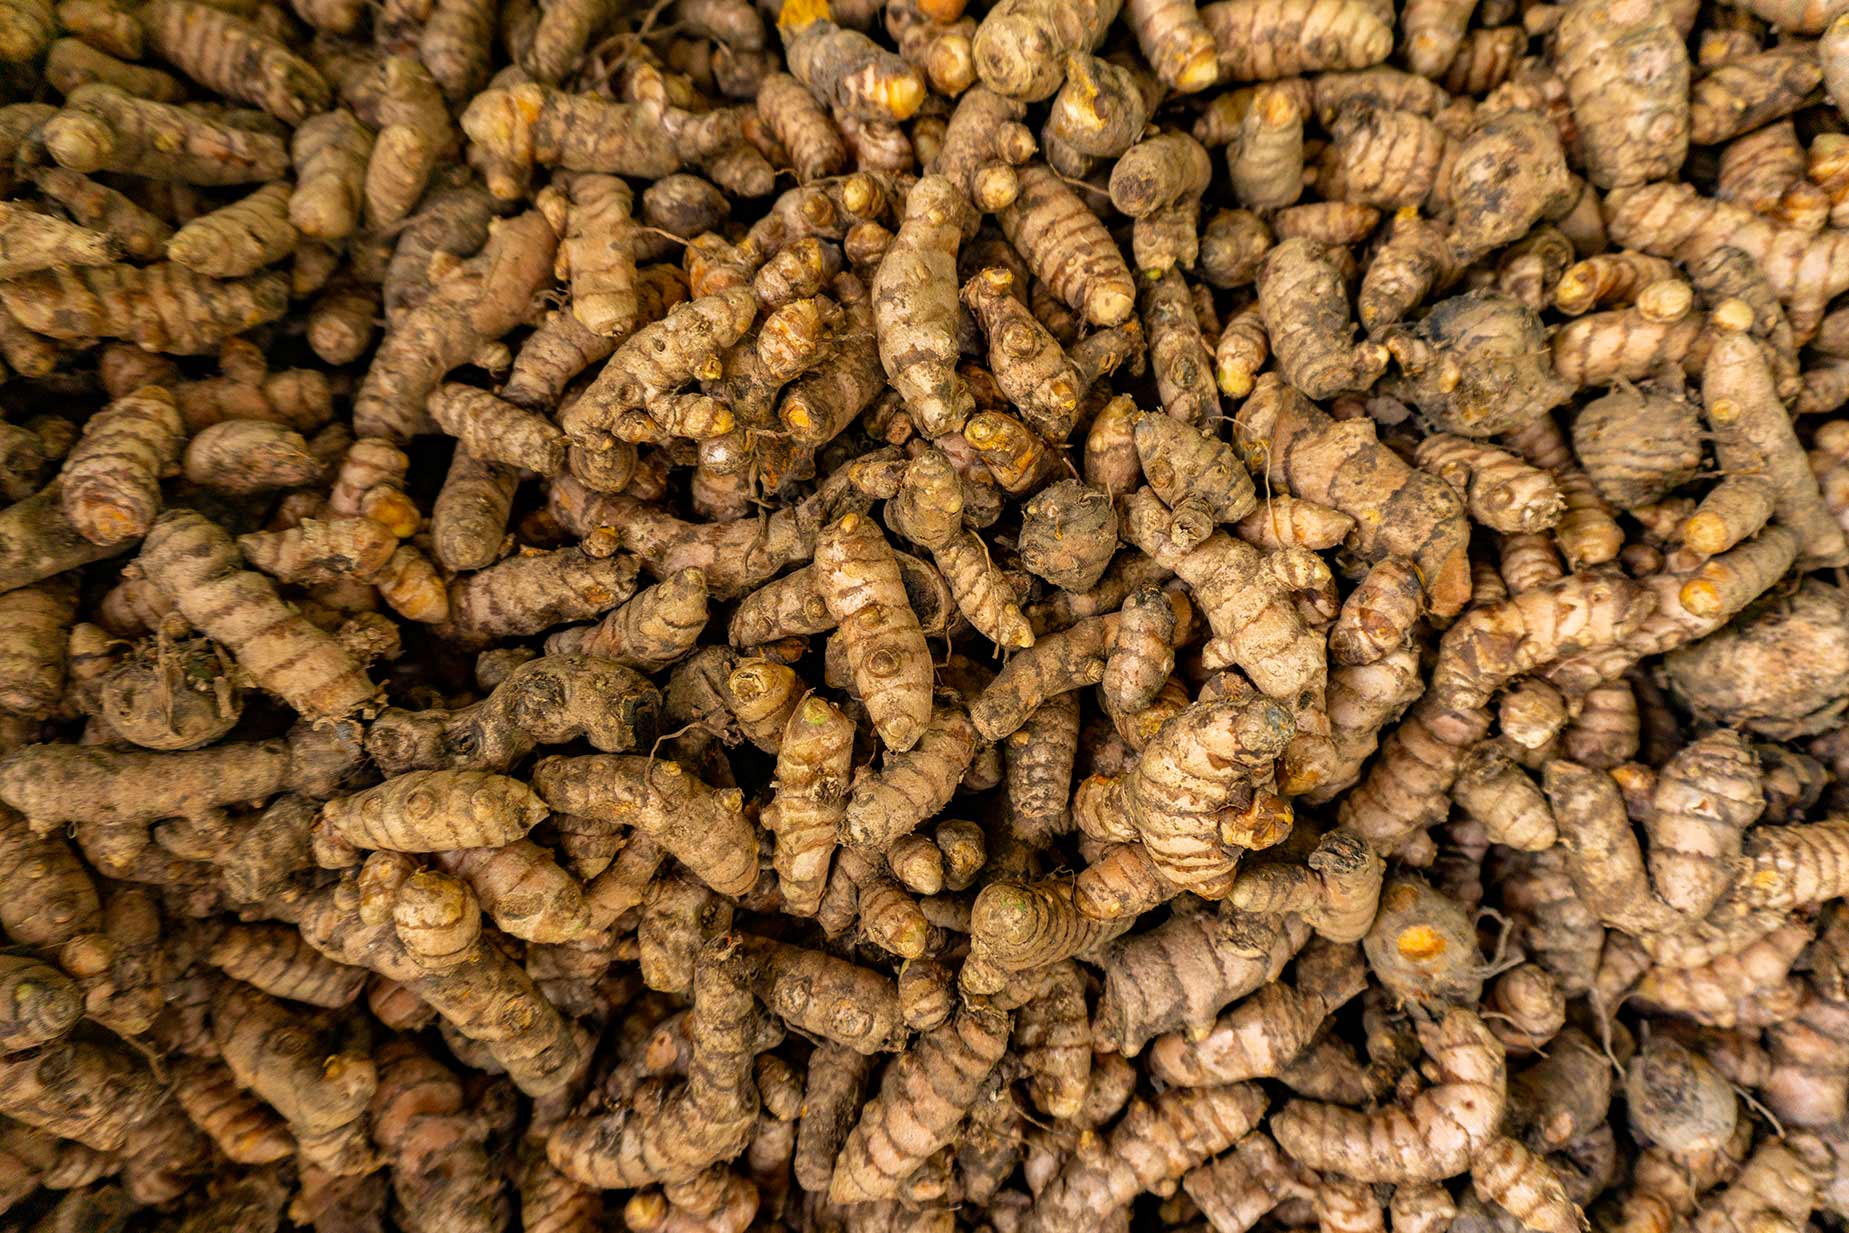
[57, 387, 183, 547]
[1273, 1008, 1504, 1183]
[1446, 110, 1575, 258]
[1702, 317, 1849, 568]
[812, 511, 933, 751]
[548, 935, 757, 1187]
[354, 211, 558, 444]
[214, 981, 377, 1176]
[1200, 0, 1392, 79]
[286, 116, 369, 244]
[1607, 181, 1849, 336]
[459, 83, 755, 197]
[0, 485, 128, 599]
[1000, 164, 1136, 328]
[1230, 84, 1305, 209]
[0, 1037, 163, 1152]
[0, 954, 80, 1052]
[1384, 291, 1573, 439]
[298, 876, 584, 1098]
[1232, 829, 1385, 943]
[829, 1004, 1011, 1202]
[1075, 694, 1295, 907]
[143, 0, 328, 122]
[443, 546, 639, 645]
[1140, 267, 1219, 421]
[1329, 557, 1422, 666]
[842, 701, 978, 849]
[28, 166, 170, 263]
[961, 267, 1084, 441]
[757, 72, 845, 184]
[564, 287, 754, 447]
[1569, 383, 1703, 512]
[962, 876, 1131, 995]
[1328, 104, 1448, 213]
[209, 922, 367, 1008]
[0, 202, 115, 282]
[42, 84, 290, 185]
[872, 175, 971, 437]
[532, 754, 756, 898]
[1112, 132, 1212, 274]
[1337, 690, 1490, 853]
[326, 774, 539, 866]
[1258, 238, 1389, 399]
[1030, 1083, 1268, 1233]
[1663, 578, 1849, 738]
[0, 577, 77, 719]
[1452, 742, 1556, 852]
[1354, 209, 1459, 334]
[137, 510, 378, 720]
[368, 1041, 498, 1233]
[0, 261, 288, 356]
[170, 1059, 294, 1166]
[1148, 938, 1366, 1087]
[1551, 0, 1689, 190]
[1122, 488, 1328, 707]
[971, 613, 1117, 741]
[969, 0, 1116, 100]
[3, 6, 1848, 1229]
[1432, 571, 1657, 711]
[546, 567, 709, 671]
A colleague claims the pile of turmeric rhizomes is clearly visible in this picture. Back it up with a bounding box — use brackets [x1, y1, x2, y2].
[6, 0, 1849, 1229]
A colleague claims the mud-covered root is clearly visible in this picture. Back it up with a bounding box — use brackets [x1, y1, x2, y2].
[1358, 209, 1461, 332]
[1199, 0, 1393, 80]
[1420, 433, 1567, 533]
[137, 510, 378, 720]
[546, 934, 759, 1187]
[782, 5, 925, 121]
[970, 0, 1118, 101]
[95, 632, 243, 751]
[1662, 579, 1849, 738]
[1272, 1007, 1505, 1182]
[1111, 133, 1212, 275]
[212, 981, 377, 1176]
[0, 260, 289, 356]
[1471, 1137, 1586, 1233]
[813, 511, 934, 751]
[1329, 557, 1422, 666]
[55, 386, 182, 548]
[757, 72, 846, 184]
[1258, 237, 1389, 399]
[0, 954, 81, 1052]
[1703, 313, 1849, 569]
[962, 876, 1130, 995]
[1027, 1081, 1269, 1232]
[1625, 1036, 1739, 1153]
[1551, 0, 1690, 190]
[1430, 572, 1657, 710]
[1384, 290, 1573, 440]
[320, 770, 546, 860]
[142, 0, 329, 123]
[1000, 164, 1136, 328]
[1645, 727, 1764, 918]
[1183, 1134, 1311, 1233]
[872, 175, 972, 437]
[1229, 829, 1385, 944]
[1451, 742, 1556, 851]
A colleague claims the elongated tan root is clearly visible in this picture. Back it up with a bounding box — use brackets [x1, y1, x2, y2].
[1272, 1007, 1505, 1182]
[548, 935, 759, 1187]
